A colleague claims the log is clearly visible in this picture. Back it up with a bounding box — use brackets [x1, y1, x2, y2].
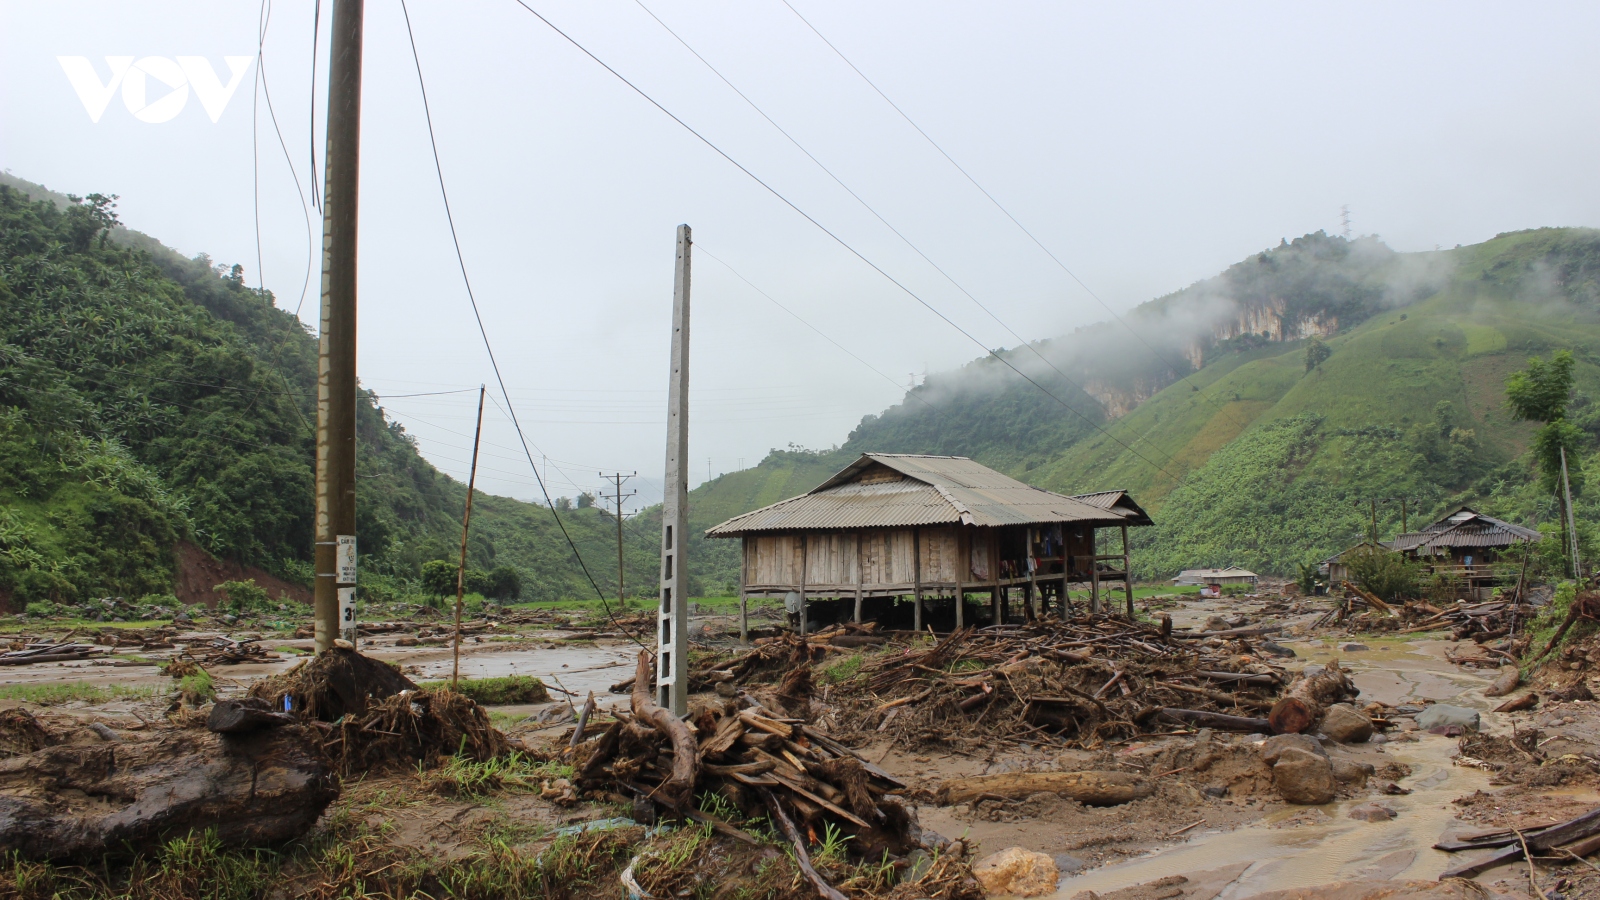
[937, 771, 1154, 806]
[761, 789, 849, 900]
[206, 698, 296, 734]
[0, 724, 337, 861]
[1196, 671, 1279, 686]
[1159, 707, 1273, 732]
[1484, 666, 1521, 698]
[1441, 807, 1600, 879]
[1269, 661, 1358, 735]
[630, 650, 698, 808]
[1495, 693, 1540, 713]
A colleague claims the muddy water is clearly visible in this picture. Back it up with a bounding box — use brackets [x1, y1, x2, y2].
[1050, 635, 1499, 899]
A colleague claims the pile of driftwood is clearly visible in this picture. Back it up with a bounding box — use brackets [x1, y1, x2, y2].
[194, 636, 276, 665]
[578, 652, 918, 895]
[0, 642, 103, 665]
[826, 617, 1296, 750]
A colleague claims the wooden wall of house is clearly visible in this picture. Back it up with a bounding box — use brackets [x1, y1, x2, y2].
[744, 526, 977, 587]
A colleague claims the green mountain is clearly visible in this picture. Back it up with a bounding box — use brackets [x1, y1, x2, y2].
[0, 176, 677, 609]
[688, 228, 1600, 579]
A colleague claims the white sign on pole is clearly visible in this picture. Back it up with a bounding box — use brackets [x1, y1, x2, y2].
[336, 534, 357, 583]
[338, 587, 356, 644]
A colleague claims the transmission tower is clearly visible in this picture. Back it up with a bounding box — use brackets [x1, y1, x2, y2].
[1340, 205, 1352, 241]
[600, 471, 637, 605]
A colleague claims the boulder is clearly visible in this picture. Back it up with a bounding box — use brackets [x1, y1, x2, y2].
[972, 847, 1060, 897]
[1321, 705, 1375, 744]
[1415, 705, 1479, 732]
[1272, 747, 1336, 804]
[1339, 643, 1369, 652]
[1331, 758, 1374, 787]
[1347, 803, 1397, 822]
[1261, 733, 1326, 764]
[0, 724, 337, 861]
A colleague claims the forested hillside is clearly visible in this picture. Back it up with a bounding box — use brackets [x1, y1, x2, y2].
[693, 228, 1600, 580]
[0, 176, 680, 608]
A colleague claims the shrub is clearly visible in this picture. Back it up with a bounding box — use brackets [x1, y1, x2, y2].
[1345, 547, 1419, 602]
[214, 579, 269, 612]
[22, 601, 53, 617]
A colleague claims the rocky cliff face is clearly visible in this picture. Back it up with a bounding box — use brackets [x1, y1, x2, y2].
[1181, 297, 1342, 371]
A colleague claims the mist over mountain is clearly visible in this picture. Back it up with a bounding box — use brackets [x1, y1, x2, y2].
[692, 227, 1600, 579]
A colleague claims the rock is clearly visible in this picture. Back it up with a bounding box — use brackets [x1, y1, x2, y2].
[1484, 665, 1521, 698]
[0, 724, 337, 861]
[221, 614, 238, 625]
[1258, 641, 1297, 658]
[1415, 704, 1479, 732]
[1272, 747, 1336, 804]
[972, 847, 1060, 897]
[1052, 853, 1086, 874]
[1202, 785, 1228, 798]
[1347, 803, 1397, 822]
[1321, 704, 1375, 743]
[1204, 616, 1229, 631]
[395, 637, 419, 647]
[1261, 733, 1327, 764]
[946, 840, 965, 859]
[1339, 643, 1369, 652]
[1331, 758, 1374, 787]
[906, 849, 932, 881]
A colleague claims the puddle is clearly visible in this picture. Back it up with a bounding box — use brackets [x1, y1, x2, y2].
[369, 643, 638, 704]
[1050, 636, 1500, 899]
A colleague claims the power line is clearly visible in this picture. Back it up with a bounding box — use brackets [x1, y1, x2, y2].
[778, 0, 1233, 420]
[634, 0, 1184, 469]
[399, 0, 643, 646]
[506, 0, 1181, 482]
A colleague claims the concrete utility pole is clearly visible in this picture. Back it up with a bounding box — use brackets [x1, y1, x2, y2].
[601, 471, 637, 606]
[313, 0, 364, 655]
[658, 224, 691, 717]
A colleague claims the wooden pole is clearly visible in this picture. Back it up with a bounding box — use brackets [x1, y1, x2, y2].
[739, 537, 748, 645]
[854, 532, 864, 624]
[1122, 524, 1133, 617]
[1090, 528, 1101, 614]
[313, 0, 364, 655]
[451, 385, 486, 689]
[799, 536, 808, 636]
[955, 528, 966, 630]
[912, 527, 923, 632]
[991, 529, 1002, 626]
[657, 224, 691, 717]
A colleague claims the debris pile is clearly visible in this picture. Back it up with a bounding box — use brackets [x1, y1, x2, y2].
[251, 647, 507, 775]
[823, 618, 1290, 750]
[0, 641, 102, 665]
[578, 652, 921, 874]
[194, 635, 277, 665]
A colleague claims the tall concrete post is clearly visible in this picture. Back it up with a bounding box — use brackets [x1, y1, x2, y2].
[657, 225, 691, 716]
[313, 0, 364, 654]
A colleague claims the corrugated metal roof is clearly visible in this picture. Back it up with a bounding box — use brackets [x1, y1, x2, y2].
[1390, 507, 1540, 552]
[706, 453, 1151, 536]
[1067, 490, 1155, 527]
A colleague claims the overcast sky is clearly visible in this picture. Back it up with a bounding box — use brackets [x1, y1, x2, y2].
[4, 1, 1599, 510]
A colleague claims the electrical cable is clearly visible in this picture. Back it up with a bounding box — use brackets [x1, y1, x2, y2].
[399, 0, 646, 648]
[778, 0, 1233, 419]
[308, 0, 322, 213]
[633, 0, 1187, 470]
[506, 0, 1181, 482]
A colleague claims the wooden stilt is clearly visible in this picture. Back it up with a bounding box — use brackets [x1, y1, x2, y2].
[1122, 524, 1134, 618]
[912, 527, 923, 632]
[799, 536, 808, 636]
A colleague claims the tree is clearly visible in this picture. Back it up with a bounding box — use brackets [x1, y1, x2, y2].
[1507, 350, 1575, 423]
[485, 565, 522, 601]
[420, 559, 457, 600]
[1506, 350, 1584, 495]
[1304, 338, 1331, 373]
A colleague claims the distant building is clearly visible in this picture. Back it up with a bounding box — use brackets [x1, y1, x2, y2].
[706, 453, 1152, 633]
[1172, 566, 1259, 587]
[1389, 506, 1539, 599]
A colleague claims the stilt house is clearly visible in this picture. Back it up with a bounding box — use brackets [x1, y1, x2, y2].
[1389, 506, 1540, 599]
[705, 453, 1152, 635]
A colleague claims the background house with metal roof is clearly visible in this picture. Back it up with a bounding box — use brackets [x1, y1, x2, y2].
[1171, 566, 1259, 588]
[1389, 506, 1540, 598]
[706, 453, 1152, 635]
